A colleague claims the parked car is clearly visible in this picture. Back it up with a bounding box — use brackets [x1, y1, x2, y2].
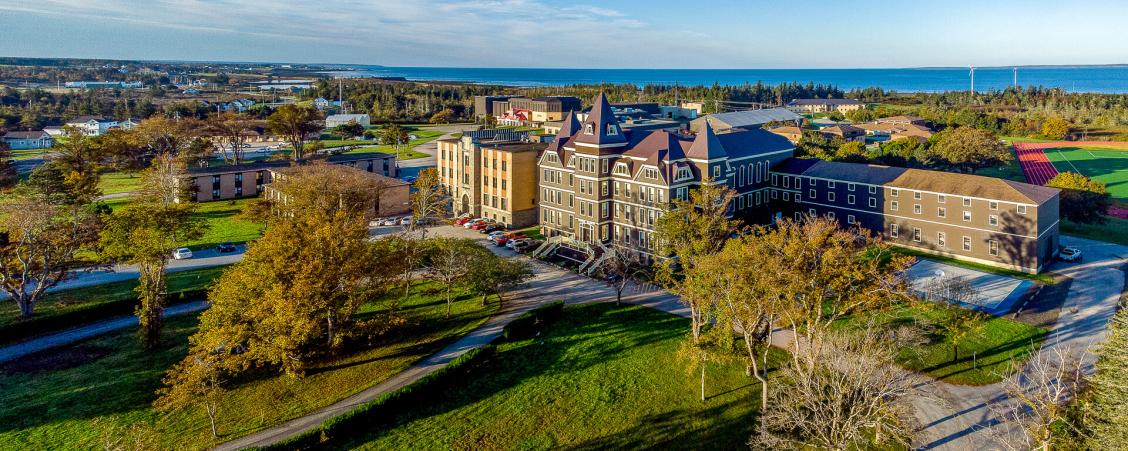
[470, 220, 493, 231]
[172, 248, 193, 260]
[454, 215, 473, 225]
[480, 224, 505, 234]
[496, 233, 526, 246]
[487, 231, 508, 242]
[216, 242, 237, 253]
[464, 218, 487, 229]
[1059, 246, 1083, 262]
[399, 216, 413, 226]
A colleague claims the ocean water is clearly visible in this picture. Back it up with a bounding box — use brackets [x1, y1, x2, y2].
[329, 66, 1128, 93]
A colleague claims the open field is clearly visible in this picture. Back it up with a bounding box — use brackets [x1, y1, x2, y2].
[1043, 145, 1128, 202]
[1061, 216, 1128, 246]
[836, 303, 1048, 385]
[337, 303, 785, 450]
[0, 280, 498, 450]
[97, 171, 144, 195]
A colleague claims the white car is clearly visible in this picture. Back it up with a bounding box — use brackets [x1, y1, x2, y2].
[487, 231, 508, 242]
[464, 218, 486, 229]
[399, 216, 413, 226]
[172, 248, 193, 260]
[379, 217, 397, 226]
[1059, 246, 1083, 262]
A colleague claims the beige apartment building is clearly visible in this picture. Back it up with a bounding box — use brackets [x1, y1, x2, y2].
[184, 152, 397, 202]
[436, 129, 541, 228]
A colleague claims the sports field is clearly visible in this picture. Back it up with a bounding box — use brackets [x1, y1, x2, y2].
[1015, 141, 1128, 202]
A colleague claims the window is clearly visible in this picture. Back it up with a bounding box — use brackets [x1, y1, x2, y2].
[211, 189, 219, 200]
[938, 232, 946, 247]
[502, 160, 507, 171]
[606, 124, 617, 135]
[869, 197, 877, 208]
[601, 159, 609, 174]
[891, 201, 899, 211]
[963, 236, 972, 251]
[847, 215, 855, 224]
[848, 194, 855, 204]
[963, 211, 972, 222]
[501, 180, 507, 190]
[963, 197, 972, 207]
[614, 163, 629, 175]
[890, 224, 899, 238]
[827, 211, 836, 220]
[914, 191, 922, 200]
[890, 188, 899, 197]
[1017, 205, 1028, 215]
[990, 201, 999, 210]
[738, 166, 745, 186]
[783, 177, 790, 189]
[795, 212, 803, 221]
[938, 207, 946, 218]
[601, 203, 608, 219]
[602, 182, 608, 196]
[913, 228, 921, 242]
[914, 204, 922, 215]
[584, 124, 593, 134]
[828, 181, 836, 189]
[809, 208, 817, 216]
[771, 174, 778, 186]
[990, 215, 999, 226]
[738, 195, 745, 209]
[771, 190, 778, 199]
[869, 186, 877, 194]
[714, 166, 721, 178]
[783, 192, 790, 201]
[938, 194, 946, 203]
[989, 240, 999, 256]
[828, 192, 836, 202]
[795, 194, 801, 202]
[614, 182, 621, 195]
[810, 189, 817, 198]
[848, 183, 856, 191]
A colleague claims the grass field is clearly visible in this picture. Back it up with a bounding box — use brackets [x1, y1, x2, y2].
[97, 171, 144, 195]
[0, 280, 498, 450]
[339, 303, 785, 450]
[9, 149, 51, 161]
[183, 199, 266, 248]
[836, 303, 1047, 385]
[1062, 216, 1128, 246]
[0, 266, 226, 344]
[1043, 145, 1128, 202]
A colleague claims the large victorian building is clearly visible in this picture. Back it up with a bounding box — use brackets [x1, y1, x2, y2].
[535, 94, 1061, 274]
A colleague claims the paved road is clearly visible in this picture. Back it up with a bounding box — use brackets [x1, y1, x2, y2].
[0, 300, 209, 363]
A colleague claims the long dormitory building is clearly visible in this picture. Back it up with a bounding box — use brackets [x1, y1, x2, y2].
[533, 93, 1061, 274]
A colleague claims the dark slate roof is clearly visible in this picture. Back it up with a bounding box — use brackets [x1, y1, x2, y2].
[713, 128, 795, 159]
[572, 93, 628, 146]
[327, 151, 395, 163]
[686, 122, 726, 160]
[773, 158, 1060, 204]
[3, 131, 50, 139]
[188, 160, 290, 175]
[67, 115, 109, 123]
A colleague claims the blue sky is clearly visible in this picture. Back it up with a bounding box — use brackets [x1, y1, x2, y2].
[1, 0, 1126, 68]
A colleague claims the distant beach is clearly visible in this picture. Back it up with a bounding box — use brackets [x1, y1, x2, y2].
[323, 65, 1128, 93]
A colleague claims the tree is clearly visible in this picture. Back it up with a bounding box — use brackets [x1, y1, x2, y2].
[653, 180, 739, 345]
[410, 168, 449, 229]
[51, 127, 104, 204]
[845, 108, 876, 123]
[425, 238, 485, 317]
[268, 163, 390, 220]
[465, 254, 534, 308]
[754, 216, 911, 360]
[835, 140, 869, 163]
[0, 194, 100, 318]
[267, 104, 323, 161]
[1087, 302, 1128, 448]
[1047, 172, 1112, 224]
[598, 245, 649, 306]
[95, 128, 146, 175]
[1041, 117, 1071, 140]
[333, 120, 365, 138]
[429, 108, 455, 124]
[100, 154, 205, 349]
[919, 274, 987, 363]
[378, 124, 410, 149]
[0, 141, 16, 188]
[131, 116, 199, 156]
[990, 345, 1088, 451]
[925, 127, 1013, 174]
[206, 112, 255, 166]
[757, 328, 926, 450]
[154, 353, 226, 438]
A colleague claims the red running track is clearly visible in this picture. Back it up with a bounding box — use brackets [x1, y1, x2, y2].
[1013, 142, 1060, 186]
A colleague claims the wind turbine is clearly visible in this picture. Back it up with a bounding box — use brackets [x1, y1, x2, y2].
[969, 65, 975, 93]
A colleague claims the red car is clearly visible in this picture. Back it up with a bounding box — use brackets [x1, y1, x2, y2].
[471, 220, 494, 231]
[454, 216, 472, 225]
[495, 233, 527, 246]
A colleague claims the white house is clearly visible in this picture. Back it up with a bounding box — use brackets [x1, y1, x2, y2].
[325, 114, 370, 129]
[119, 118, 141, 130]
[65, 116, 119, 136]
[3, 131, 54, 150]
[44, 126, 65, 137]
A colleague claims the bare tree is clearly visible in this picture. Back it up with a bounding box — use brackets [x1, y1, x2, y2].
[757, 328, 928, 450]
[425, 238, 482, 318]
[989, 345, 1088, 451]
[919, 274, 989, 363]
[598, 245, 649, 306]
[206, 112, 255, 166]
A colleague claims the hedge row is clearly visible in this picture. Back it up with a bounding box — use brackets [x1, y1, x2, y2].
[258, 300, 567, 450]
[259, 345, 498, 450]
[0, 289, 209, 346]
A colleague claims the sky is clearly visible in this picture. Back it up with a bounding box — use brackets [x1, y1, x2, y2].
[1, 0, 1127, 68]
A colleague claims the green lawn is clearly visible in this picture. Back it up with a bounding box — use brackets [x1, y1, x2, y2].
[836, 303, 1047, 385]
[0, 266, 227, 345]
[0, 280, 498, 450]
[338, 303, 785, 450]
[9, 148, 52, 161]
[318, 139, 371, 149]
[184, 199, 265, 249]
[976, 151, 1027, 182]
[97, 171, 144, 195]
[514, 225, 544, 240]
[1061, 216, 1128, 246]
[1043, 145, 1128, 202]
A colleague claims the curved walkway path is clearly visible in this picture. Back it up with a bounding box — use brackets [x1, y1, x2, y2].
[0, 301, 209, 363]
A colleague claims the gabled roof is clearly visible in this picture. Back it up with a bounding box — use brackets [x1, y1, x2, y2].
[773, 158, 1060, 204]
[3, 130, 50, 139]
[622, 130, 690, 164]
[698, 108, 802, 130]
[714, 128, 795, 159]
[572, 93, 628, 146]
[686, 122, 726, 160]
[67, 116, 111, 124]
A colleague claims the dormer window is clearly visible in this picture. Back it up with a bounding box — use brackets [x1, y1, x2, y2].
[606, 124, 617, 135]
[676, 167, 692, 181]
[614, 163, 630, 176]
[584, 124, 593, 135]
